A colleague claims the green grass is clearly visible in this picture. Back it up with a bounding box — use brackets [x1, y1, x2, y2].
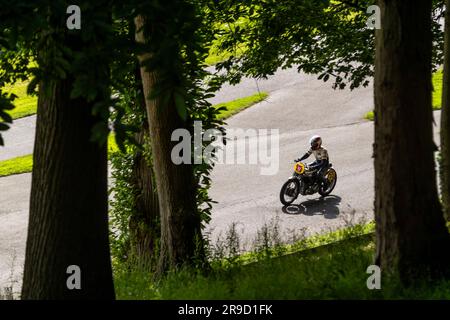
[364, 69, 443, 121]
[433, 69, 443, 110]
[4, 81, 38, 120]
[0, 92, 267, 177]
[0, 137, 117, 178]
[114, 224, 450, 300]
[365, 110, 374, 121]
[215, 92, 268, 119]
[0, 154, 33, 177]
[114, 224, 376, 300]
[108, 133, 119, 154]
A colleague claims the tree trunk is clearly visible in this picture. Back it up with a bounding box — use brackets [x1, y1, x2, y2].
[128, 86, 160, 268]
[441, 0, 450, 222]
[21, 5, 114, 299]
[134, 15, 204, 276]
[374, 0, 450, 282]
[21, 77, 115, 299]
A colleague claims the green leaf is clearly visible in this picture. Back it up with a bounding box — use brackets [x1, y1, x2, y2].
[0, 122, 10, 131]
[0, 110, 13, 123]
[215, 106, 227, 112]
[8, 93, 18, 101]
[27, 77, 40, 96]
[174, 91, 187, 121]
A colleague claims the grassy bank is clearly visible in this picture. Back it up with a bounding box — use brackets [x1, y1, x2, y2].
[114, 235, 376, 300]
[0, 92, 267, 177]
[4, 81, 38, 120]
[0, 155, 33, 177]
[114, 222, 450, 299]
[113, 222, 376, 300]
[0, 134, 119, 178]
[215, 92, 268, 119]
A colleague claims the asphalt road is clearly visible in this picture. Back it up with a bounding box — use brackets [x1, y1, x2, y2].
[207, 72, 442, 248]
[0, 115, 36, 161]
[207, 70, 375, 248]
[0, 67, 442, 294]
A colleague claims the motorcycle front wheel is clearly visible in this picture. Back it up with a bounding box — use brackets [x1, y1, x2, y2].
[280, 179, 300, 206]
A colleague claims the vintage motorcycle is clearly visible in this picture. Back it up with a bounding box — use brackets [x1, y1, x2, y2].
[279, 161, 337, 206]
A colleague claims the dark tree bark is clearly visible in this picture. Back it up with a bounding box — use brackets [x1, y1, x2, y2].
[374, 0, 450, 282]
[128, 75, 160, 268]
[441, 0, 450, 221]
[21, 77, 115, 299]
[21, 6, 114, 299]
[134, 15, 204, 276]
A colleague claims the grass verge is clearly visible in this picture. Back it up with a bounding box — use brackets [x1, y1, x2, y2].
[0, 136, 118, 178]
[364, 69, 443, 121]
[0, 155, 33, 177]
[4, 81, 38, 120]
[0, 92, 267, 177]
[215, 92, 268, 120]
[113, 219, 450, 299]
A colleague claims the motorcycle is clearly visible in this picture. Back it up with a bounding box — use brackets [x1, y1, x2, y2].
[279, 160, 337, 206]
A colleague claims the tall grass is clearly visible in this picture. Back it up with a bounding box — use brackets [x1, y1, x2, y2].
[113, 216, 450, 300]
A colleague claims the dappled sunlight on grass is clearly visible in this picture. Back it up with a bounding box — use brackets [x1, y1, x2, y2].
[4, 81, 37, 120]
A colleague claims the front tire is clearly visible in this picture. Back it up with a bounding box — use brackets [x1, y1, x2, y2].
[319, 168, 337, 196]
[280, 179, 300, 206]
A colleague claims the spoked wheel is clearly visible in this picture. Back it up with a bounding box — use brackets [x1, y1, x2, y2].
[319, 168, 337, 196]
[280, 179, 300, 206]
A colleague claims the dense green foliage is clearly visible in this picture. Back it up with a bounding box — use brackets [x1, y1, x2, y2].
[206, 0, 445, 90]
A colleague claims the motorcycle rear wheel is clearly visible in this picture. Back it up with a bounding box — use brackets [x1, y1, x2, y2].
[319, 168, 337, 196]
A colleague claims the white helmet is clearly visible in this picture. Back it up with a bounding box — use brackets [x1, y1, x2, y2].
[309, 135, 322, 150]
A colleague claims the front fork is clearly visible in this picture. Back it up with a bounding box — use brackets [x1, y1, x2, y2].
[291, 176, 304, 195]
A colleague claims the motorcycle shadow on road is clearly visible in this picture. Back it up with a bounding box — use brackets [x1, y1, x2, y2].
[281, 195, 341, 219]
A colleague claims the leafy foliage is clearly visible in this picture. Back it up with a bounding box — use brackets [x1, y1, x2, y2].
[205, 0, 445, 90]
[0, 1, 117, 146]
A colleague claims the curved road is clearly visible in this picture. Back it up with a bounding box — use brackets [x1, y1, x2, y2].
[0, 67, 442, 293]
[207, 69, 375, 248]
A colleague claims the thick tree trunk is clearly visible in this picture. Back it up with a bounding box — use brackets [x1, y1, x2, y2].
[21, 77, 115, 299]
[441, 0, 450, 221]
[21, 5, 114, 299]
[374, 0, 450, 282]
[128, 107, 160, 269]
[134, 15, 204, 276]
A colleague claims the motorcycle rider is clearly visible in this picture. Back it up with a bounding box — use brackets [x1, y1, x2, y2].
[295, 135, 329, 183]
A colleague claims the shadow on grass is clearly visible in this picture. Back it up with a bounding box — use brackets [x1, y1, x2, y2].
[281, 195, 341, 219]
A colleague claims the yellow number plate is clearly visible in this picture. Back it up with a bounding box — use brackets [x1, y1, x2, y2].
[294, 162, 305, 174]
